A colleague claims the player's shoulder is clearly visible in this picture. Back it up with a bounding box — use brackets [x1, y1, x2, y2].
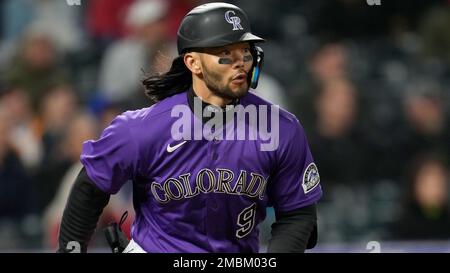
[243, 92, 310, 153]
[107, 92, 187, 147]
[243, 91, 301, 128]
[115, 92, 188, 126]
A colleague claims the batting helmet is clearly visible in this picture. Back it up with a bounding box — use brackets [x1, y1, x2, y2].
[177, 2, 265, 54]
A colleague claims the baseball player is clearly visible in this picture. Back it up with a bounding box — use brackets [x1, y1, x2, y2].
[58, 2, 322, 253]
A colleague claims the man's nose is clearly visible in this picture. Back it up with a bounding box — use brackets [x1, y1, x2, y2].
[231, 51, 246, 68]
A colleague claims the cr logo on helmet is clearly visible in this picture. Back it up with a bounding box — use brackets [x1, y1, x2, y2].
[225, 10, 243, 31]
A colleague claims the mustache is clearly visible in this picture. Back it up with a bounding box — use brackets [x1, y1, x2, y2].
[231, 70, 248, 81]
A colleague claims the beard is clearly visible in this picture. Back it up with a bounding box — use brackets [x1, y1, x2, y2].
[202, 64, 249, 100]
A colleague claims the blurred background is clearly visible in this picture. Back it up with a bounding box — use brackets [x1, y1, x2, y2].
[0, 0, 449, 253]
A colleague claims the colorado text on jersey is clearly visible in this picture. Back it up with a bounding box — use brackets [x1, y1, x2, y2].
[150, 168, 268, 203]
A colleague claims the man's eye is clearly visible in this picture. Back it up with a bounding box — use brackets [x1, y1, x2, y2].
[244, 48, 250, 53]
[221, 50, 231, 55]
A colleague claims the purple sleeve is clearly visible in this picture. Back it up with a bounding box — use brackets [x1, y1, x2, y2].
[80, 114, 139, 194]
[267, 119, 322, 213]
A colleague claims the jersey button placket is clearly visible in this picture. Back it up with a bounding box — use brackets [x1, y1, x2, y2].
[210, 128, 221, 161]
[205, 128, 221, 246]
[210, 198, 218, 210]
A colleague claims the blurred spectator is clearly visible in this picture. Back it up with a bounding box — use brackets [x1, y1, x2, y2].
[97, 0, 175, 109]
[390, 153, 450, 240]
[165, 0, 205, 40]
[86, 0, 135, 43]
[0, 109, 35, 221]
[310, 42, 349, 83]
[3, 30, 69, 113]
[419, 4, 450, 64]
[35, 85, 79, 214]
[0, 86, 42, 170]
[355, 92, 409, 183]
[308, 78, 365, 188]
[27, 0, 86, 53]
[0, 0, 35, 71]
[292, 42, 351, 130]
[81, 0, 136, 82]
[402, 79, 450, 163]
[38, 85, 78, 139]
[1, 0, 35, 42]
[0, 108, 37, 249]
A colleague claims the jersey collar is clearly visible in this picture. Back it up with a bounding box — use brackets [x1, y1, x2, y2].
[187, 86, 240, 124]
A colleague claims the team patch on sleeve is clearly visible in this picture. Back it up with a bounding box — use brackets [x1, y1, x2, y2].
[302, 163, 320, 194]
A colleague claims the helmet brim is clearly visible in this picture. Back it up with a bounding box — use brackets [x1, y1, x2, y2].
[238, 32, 265, 44]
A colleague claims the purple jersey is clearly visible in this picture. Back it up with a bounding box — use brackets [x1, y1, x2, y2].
[80, 91, 322, 253]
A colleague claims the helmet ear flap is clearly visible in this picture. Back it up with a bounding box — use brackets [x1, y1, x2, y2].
[249, 46, 264, 89]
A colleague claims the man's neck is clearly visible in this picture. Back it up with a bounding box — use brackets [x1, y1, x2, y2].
[192, 78, 232, 107]
[187, 86, 238, 126]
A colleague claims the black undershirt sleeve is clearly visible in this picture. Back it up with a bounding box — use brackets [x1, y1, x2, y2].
[57, 167, 110, 253]
[267, 203, 318, 253]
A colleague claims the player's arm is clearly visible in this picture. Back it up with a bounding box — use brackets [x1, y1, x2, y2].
[57, 167, 110, 253]
[267, 203, 317, 253]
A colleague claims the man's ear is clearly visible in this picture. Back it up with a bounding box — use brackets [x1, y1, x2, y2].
[184, 53, 202, 75]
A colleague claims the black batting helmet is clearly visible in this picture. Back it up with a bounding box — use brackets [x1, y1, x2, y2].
[177, 2, 265, 54]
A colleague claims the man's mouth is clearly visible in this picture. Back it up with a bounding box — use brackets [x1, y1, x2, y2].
[231, 72, 247, 84]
